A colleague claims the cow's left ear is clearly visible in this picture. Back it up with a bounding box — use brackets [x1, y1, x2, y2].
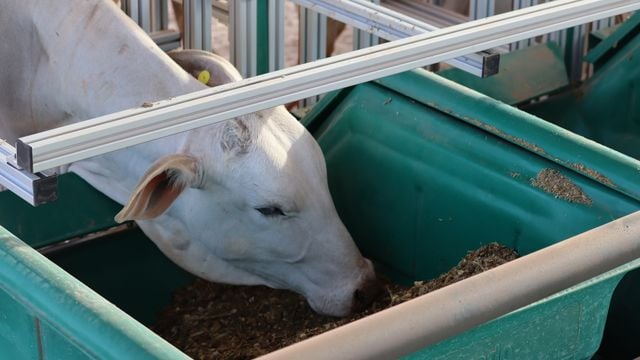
[115, 154, 203, 222]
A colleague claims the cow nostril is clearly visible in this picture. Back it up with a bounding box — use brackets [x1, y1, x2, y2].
[351, 279, 384, 313]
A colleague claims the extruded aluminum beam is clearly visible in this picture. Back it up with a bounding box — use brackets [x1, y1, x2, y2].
[381, 0, 467, 29]
[150, 29, 181, 52]
[122, 0, 152, 33]
[352, 0, 380, 51]
[298, 5, 328, 107]
[292, 0, 499, 77]
[183, 0, 213, 51]
[15, 0, 640, 175]
[230, 0, 258, 77]
[268, 0, 285, 72]
[0, 142, 57, 206]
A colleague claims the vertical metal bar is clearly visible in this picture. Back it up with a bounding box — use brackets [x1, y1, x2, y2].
[150, 0, 170, 32]
[230, 0, 257, 77]
[564, 24, 587, 84]
[151, 0, 162, 32]
[161, 0, 169, 29]
[202, 0, 212, 51]
[471, 0, 495, 20]
[183, 0, 212, 51]
[299, 5, 327, 107]
[182, 0, 196, 49]
[353, 0, 380, 51]
[268, 0, 285, 72]
[138, 0, 152, 32]
[512, 0, 538, 50]
[122, 0, 140, 26]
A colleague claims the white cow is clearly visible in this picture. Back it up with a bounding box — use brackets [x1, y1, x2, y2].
[0, 0, 379, 316]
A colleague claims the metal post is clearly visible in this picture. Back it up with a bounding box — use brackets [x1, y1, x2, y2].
[353, 0, 380, 51]
[291, 0, 500, 77]
[566, 24, 588, 83]
[183, 0, 212, 51]
[511, 0, 539, 50]
[298, 6, 327, 106]
[122, 0, 153, 32]
[230, 0, 258, 77]
[150, 0, 169, 32]
[268, 0, 286, 72]
[470, 0, 496, 19]
[138, 0, 152, 32]
[0, 143, 57, 206]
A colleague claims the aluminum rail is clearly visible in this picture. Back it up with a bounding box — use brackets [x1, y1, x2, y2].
[260, 211, 640, 359]
[149, 29, 181, 52]
[291, 0, 499, 77]
[0, 142, 57, 206]
[15, 0, 640, 174]
[183, 0, 212, 51]
[381, 0, 468, 29]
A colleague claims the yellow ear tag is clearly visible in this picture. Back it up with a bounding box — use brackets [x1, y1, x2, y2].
[197, 70, 211, 85]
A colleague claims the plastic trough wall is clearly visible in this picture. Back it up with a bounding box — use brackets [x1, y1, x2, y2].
[2, 66, 640, 358]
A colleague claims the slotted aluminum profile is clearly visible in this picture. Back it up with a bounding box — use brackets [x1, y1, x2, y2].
[0, 142, 57, 206]
[183, 0, 213, 51]
[12, 0, 640, 188]
[291, 0, 500, 77]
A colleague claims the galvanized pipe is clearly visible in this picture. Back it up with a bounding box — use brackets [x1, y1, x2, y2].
[260, 211, 640, 359]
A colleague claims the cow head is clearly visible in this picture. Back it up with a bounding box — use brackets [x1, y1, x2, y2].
[114, 51, 379, 316]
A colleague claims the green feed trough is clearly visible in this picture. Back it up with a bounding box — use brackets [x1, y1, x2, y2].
[2, 22, 640, 359]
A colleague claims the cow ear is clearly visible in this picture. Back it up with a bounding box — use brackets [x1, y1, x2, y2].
[221, 119, 252, 155]
[115, 154, 203, 223]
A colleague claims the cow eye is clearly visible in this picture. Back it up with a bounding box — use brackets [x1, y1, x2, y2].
[256, 206, 286, 217]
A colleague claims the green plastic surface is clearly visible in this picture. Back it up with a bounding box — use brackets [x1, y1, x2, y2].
[0, 174, 121, 249]
[256, 0, 269, 75]
[405, 260, 640, 359]
[525, 27, 640, 161]
[585, 12, 640, 67]
[523, 26, 640, 359]
[309, 71, 640, 281]
[0, 227, 189, 360]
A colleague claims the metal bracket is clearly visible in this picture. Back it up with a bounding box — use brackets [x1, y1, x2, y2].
[291, 0, 501, 77]
[0, 142, 57, 206]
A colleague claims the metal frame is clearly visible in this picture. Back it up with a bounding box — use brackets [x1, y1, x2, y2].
[0, 142, 57, 206]
[353, 0, 380, 51]
[183, 0, 212, 51]
[511, 0, 539, 50]
[150, 29, 181, 52]
[150, 0, 169, 32]
[471, 0, 496, 19]
[268, 0, 286, 72]
[292, 0, 500, 77]
[230, 0, 258, 77]
[4, 0, 640, 203]
[381, 0, 468, 29]
[123, 0, 180, 51]
[122, 0, 152, 32]
[298, 5, 328, 107]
